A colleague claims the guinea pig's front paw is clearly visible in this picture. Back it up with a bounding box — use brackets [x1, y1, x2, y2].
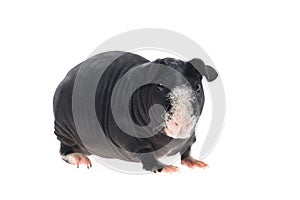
[143, 163, 179, 173]
[151, 165, 180, 173]
[160, 165, 180, 173]
[181, 156, 208, 169]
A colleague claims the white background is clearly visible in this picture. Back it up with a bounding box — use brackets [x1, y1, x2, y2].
[1, 0, 299, 199]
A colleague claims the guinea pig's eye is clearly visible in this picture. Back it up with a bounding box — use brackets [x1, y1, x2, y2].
[195, 84, 201, 92]
[157, 83, 164, 91]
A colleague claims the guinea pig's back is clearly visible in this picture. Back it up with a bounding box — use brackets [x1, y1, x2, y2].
[53, 51, 149, 158]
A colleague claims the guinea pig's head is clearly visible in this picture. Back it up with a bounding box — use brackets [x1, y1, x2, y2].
[128, 57, 218, 139]
[151, 58, 218, 139]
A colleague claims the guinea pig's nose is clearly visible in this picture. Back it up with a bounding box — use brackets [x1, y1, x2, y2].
[174, 121, 179, 126]
[172, 120, 191, 128]
[185, 122, 191, 127]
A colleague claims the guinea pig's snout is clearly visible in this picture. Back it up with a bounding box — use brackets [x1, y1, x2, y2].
[169, 119, 191, 129]
[163, 85, 197, 139]
[164, 115, 195, 139]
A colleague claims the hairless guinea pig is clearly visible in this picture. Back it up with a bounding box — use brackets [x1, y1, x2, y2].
[53, 51, 218, 173]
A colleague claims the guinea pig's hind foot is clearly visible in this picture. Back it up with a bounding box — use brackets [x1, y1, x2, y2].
[61, 153, 92, 169]
[181, 156, 208, 169]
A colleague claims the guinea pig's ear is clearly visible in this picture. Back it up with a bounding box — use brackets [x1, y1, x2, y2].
[189, 58, 218, 82]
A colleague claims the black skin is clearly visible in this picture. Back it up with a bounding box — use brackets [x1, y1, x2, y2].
[54, 51, 208, 172]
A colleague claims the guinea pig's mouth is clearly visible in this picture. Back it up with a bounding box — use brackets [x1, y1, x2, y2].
[161, 85, 197, 139]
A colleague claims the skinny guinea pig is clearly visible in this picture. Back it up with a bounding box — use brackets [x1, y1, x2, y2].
[53, 51, 218, 173]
